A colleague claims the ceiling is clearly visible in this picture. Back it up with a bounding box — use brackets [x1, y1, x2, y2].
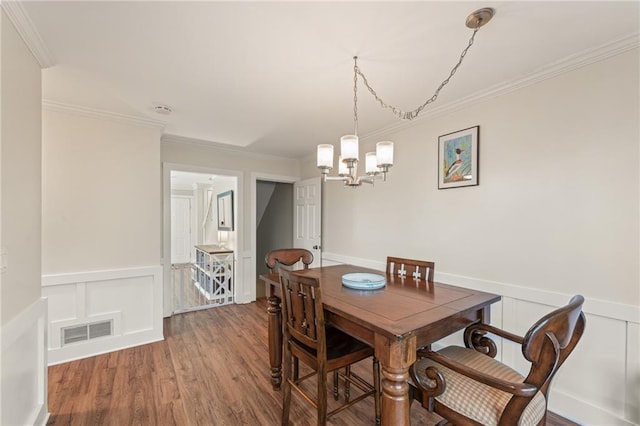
[171, 171, 235, 190]
[16, 1, 640, 159]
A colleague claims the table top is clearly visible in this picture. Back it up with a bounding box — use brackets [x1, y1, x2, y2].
[260, 264, 501, 344]
[194, 244, 233, 254]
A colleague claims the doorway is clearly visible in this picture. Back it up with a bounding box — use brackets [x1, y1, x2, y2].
[164, 167, 240, 316]
[255, 180, 294, 298]
[250, 174, 322, 301]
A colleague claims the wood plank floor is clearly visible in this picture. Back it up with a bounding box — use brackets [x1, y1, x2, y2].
[47, 299, 578, 425]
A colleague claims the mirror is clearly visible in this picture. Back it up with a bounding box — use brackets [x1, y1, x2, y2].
[217, 190, 234, 231]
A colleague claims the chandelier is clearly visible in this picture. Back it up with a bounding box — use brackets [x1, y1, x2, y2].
[317, 8, 494, 187]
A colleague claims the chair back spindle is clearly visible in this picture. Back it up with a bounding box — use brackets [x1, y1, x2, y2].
[386, 256, 435, 282]
[280, 270, 322, 350]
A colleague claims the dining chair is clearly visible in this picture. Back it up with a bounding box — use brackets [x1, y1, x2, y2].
[265, 248, 315, 386]
[386, 256, 435, 282]
[410, 295, 586, 426]
[265, 248, 314, 273]
[279, 269, 381, 426]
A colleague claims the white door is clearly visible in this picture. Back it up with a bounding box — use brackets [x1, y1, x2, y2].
[171, 196, 192, 264]
[293, 177, 322, 268]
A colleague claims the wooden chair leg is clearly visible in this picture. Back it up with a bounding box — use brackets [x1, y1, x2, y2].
[281, 346, 292, 426]
[373, 357, 381, 426]
[333, 371, 339, 400]
[293, 358, 299, 381]
[344, 365, 351, 402]
[317, 366, 328, 425]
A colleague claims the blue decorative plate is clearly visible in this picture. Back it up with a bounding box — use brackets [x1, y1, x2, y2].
[341, 273, 386, 290]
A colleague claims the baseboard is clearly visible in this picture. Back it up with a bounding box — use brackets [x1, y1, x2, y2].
[33, 407, 49, 426]
[47, 329, 163, 366]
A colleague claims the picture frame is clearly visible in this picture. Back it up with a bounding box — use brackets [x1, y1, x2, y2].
[217, 190, 234, 231]
[438, 125, 479, 189]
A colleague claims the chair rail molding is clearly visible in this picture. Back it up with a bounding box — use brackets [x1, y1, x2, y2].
[322, 251, 640, 426]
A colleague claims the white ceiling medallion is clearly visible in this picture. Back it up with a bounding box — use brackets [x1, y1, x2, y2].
[153, 103, 173, 115]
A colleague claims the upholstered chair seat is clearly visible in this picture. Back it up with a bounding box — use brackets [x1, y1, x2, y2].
[411, 295, 585, 426]
[413, 346, 546, 426]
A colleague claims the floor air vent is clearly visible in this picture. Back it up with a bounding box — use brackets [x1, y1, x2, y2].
[62, 320, 113, 345]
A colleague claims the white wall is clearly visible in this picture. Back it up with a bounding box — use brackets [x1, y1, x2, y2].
[162, 139, 300, 251]
[162, 139, 300, 304]
[41, 107, 164, 363]
[42, 109, 162, 272]
[305, 49, 639, 425]
[313, 49, 639, 306]
[0, 13, 42, 325]
[0, 10, 48, 425]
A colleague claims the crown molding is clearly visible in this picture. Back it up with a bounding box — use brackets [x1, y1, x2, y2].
[42, 100, 166, 130]
[1, 0, 55, 68]
[32, 29, 639, 161]
[161, 134, 298, 162]
[362, 33, 640, 142]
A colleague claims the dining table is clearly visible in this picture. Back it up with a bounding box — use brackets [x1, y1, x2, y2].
[260, 263, 501, 426]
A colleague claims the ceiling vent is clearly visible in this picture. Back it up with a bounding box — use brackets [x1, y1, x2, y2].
[61, 320, 113, 346]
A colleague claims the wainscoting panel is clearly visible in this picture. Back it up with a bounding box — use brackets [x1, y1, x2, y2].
[0, 298, 48, 426]
[42, 283, 78, 320]
[42, 266, 163, 365]
[322, 252, 640, 426]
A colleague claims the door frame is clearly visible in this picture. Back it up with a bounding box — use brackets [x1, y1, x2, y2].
[163, 162, 243, 317]
[250, 172, 299, 302]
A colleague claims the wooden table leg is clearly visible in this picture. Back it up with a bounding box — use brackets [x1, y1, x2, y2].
[267, 294, 282, 390]
[374, 333, 417, 426]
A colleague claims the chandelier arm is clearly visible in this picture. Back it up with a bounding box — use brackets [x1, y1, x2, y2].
[355, 26, 480, 121]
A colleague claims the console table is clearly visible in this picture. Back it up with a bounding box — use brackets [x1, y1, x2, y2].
[193, 245, 234, 306]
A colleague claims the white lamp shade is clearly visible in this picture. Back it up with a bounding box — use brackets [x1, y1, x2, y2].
[340, 135, 359, 161]
[338, 155, 349, 175]
[218, 230, 228, 246]
[376, 141, 394, 166]
[365, 152, 377, 174]
[317, 144, 334, 168]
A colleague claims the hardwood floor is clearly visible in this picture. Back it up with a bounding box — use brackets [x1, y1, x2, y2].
[47, 299, 578, 425]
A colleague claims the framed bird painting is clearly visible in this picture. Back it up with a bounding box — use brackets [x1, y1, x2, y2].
[438, 125, 479, 189]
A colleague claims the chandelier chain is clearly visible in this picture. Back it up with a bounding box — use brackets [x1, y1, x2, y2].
[354, 27, 480, 121]
[353, 57, 359, 136]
